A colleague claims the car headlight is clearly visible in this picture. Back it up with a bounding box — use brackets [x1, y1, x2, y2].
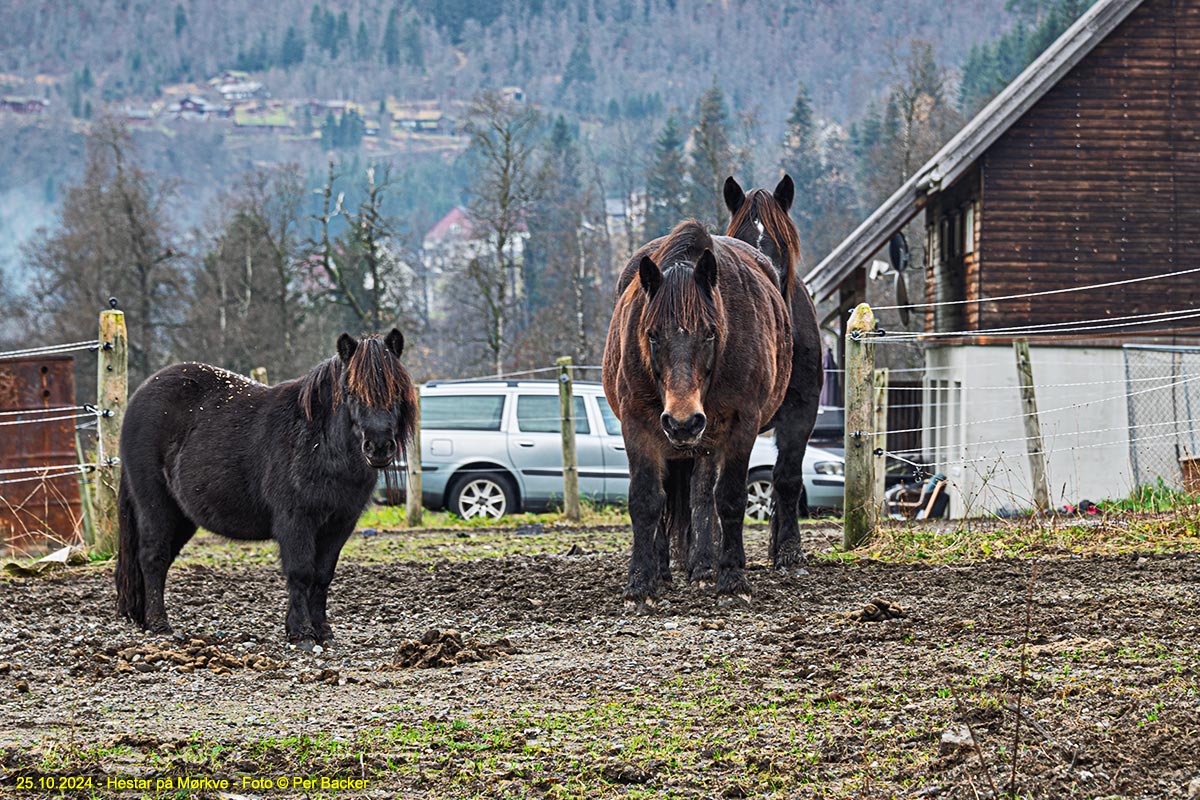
[813, 461, 844, 476]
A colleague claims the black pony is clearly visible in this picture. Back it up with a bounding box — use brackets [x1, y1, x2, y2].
[115, 330, 417, 645]
[725, 175, 824, 568]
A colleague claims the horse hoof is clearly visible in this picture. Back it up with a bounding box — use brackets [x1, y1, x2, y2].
[772, 541, 808, 571]
[289, 638, 317, 652]
[622, 598, 657, 616]
[717, 593, 753, 610]
[145, 620, 173, 636]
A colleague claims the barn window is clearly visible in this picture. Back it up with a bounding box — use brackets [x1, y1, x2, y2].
[963, 204, 975, 254]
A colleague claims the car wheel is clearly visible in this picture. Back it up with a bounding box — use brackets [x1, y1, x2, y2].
[746, 469, 774, 522]
[449, 472, 516, 520]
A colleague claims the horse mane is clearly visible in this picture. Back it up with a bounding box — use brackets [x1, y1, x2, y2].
[297, 337, 418, 451]
[642, 219, 725, 334]
[728, 188, 802, 299]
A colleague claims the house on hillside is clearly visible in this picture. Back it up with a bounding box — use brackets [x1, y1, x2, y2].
[217, 80, 268, 102]
[604, 194, 645, 261]
[0, 97, 47, 114]
[805, 0, 1200, 515]
[171, 95, 233, 119]
[422, 206, 528, 318]
[393, 107, 447, 133]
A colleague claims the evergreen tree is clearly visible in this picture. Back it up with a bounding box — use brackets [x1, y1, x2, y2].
[382, 8, 401, 66]
[355, 21, 370, 60]
[336, 11, 351, 47]
[780, 84, 822, 196]
[320, 111, 338, 149]
[310, 4, 324, 45]
[959, 0, 1089, 113]
[644, 116, 688, 238]
[320, 9, 338, 56]
[280, 25, 306, 67]
[687, 82, 734, 228]
[174, 4, 188, 37]
[560, 31, 596, 110]
[402, 15, 424, 67]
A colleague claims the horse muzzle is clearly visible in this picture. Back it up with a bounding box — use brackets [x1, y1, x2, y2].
[661, 411, 706, 448]
[362, 440, 397, 469]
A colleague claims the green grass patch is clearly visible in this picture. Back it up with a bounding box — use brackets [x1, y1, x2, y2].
[825, 505, 1200, 564]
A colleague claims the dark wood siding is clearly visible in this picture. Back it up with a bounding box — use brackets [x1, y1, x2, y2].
[975, 0, 1200, 336]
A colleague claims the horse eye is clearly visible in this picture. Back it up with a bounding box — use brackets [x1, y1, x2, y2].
[705, 331, 716, 342]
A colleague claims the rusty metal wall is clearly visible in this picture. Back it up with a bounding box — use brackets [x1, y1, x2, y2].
[0, 355, 84, 555]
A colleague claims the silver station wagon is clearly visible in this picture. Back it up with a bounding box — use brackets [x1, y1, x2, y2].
[387, 380, 844, 520]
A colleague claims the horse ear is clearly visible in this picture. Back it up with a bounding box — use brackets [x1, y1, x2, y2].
[773, 174, 795, 213]
[638, 256, 662, 297]
[385, 328, 405, 358]
[695, 249, 718, 295]
[723, 176, 745, 216]
[336, 333, 357, 364]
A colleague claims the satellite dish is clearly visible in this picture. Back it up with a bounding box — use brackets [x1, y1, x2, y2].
[889, 231, 912, 325]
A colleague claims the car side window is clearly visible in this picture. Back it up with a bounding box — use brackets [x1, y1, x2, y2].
[421, 395, 505, 430]
[516, 395, 589, 434]
[596, 396, 622, 436]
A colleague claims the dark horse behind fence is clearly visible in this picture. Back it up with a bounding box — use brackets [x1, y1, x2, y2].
[115, 330, 417, 645]
[725, 174, 823, 568]
[603, 220, 792, 609]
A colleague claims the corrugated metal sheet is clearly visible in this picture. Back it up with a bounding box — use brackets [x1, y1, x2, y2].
[0, 355, 84, 555]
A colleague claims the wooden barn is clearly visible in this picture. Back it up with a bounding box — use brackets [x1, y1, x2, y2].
[805, 0, 1200, 515]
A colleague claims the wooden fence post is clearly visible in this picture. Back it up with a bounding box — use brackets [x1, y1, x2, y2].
[250, 367, 269, 385]
[405, 400, 423, 527]
[874, 367, 889, 510]
[844, 303, 876, 550]
[94, 302, 127, 555]
[557, 356, 582, 522]
[1014, 339, 1051, 512]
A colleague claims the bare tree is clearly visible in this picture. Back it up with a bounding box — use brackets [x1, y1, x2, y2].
[21, 116, 182, 390]
[462, 90, 540, 375]
[309, 160, 415, 335]
[185, 165, 308, 377]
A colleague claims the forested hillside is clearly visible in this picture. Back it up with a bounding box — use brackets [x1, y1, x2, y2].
[0, 0, 1094, 384]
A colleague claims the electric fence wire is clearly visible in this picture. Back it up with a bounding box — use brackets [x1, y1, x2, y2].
[0, 340, 100, 360]
[862, 306, 1200, 342]
[870, 265, 1200, 312]
[873, 371, 1200, 440]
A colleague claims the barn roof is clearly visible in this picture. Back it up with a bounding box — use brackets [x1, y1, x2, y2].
[803, 0, 1146, 303]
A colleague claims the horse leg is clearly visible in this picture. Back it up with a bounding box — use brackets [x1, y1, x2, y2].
[659, 458, 693, 585]
[133, 484, 195, 635]
[716, 443, 754, 601]
[625, 453, 665, 611]
[309, 514, 357, 643]
[275, 517, 319, 644]
[770, 393, 815, 570]
[686, 457, 719, 586]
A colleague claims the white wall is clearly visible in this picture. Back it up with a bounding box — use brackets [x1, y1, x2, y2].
[923, 345, 1134, 517]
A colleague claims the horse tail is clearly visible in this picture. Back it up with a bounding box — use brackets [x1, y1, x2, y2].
[115, 470, 145, 626]
[664, 459, 693, 567]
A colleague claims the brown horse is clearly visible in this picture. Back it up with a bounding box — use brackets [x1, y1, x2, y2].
[603, 220, 792, 609]
[725, 175, 824, 568]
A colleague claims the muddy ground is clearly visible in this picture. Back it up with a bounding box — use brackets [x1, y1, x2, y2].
[0, 523, 1198, 799]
